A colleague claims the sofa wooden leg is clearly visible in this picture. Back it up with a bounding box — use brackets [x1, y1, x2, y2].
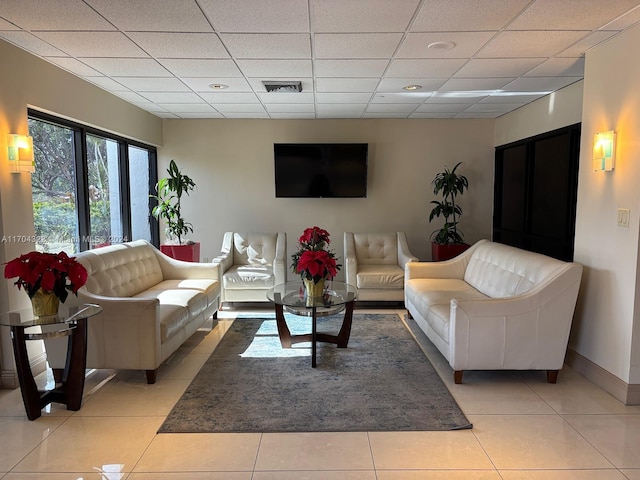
[407, 309, 413, 320]
[145, 369, 157, 384]
[547, 370, 558, 384]
[454, 370, 463, 384]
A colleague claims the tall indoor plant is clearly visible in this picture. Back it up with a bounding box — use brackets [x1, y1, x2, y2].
[428, 162, 470, 261]
[152, 159, 199, 261]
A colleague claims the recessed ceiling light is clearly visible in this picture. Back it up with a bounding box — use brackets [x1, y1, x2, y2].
[403, 85, 422, 91]
[427, 41, 456, 50]
[209, 83, 228, 90]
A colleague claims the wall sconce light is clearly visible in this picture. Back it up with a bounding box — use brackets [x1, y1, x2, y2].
[6, 134, 35, 174]
[593, 130, 616, 172]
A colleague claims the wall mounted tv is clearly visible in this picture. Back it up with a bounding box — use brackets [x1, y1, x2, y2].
[274, 143, 368, 198]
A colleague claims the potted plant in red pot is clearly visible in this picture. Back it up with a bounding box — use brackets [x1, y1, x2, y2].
[151, 159, 199, 262]
[429, 162, 471, 261]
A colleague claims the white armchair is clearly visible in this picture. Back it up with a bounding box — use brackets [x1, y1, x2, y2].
[213, 232, 286, 304]
[344, 232, 418, 302]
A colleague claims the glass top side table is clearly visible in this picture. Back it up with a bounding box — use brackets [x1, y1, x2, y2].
[0, 304, 102, 420]
[266, 281, 357, 367]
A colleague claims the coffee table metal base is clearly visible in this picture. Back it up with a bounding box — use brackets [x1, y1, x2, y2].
[274, 302, 355, 367]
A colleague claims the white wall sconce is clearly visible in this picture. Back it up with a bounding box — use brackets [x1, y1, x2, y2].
[6, 134, 35, 173]
[593, 130, 616, 172]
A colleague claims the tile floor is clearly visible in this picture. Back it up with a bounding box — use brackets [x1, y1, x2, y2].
[1, 307, 639, 479]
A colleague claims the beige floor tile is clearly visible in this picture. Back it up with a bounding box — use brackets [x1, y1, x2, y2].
[563, 414, 640, 468]
[448, 381, 555, 415]
[75, 377, 190, 417]
[253, 472, 376, 480]
[376, 471, 501, 479]
[127, 473, 251, 479]
[470, 414, 614, 469]
[528, 374, 640, 414]
[2, 471, 127, 479]
[255, 432, 374, 471]
[156, 352, 210, 380]
[499, 470, 627, 479]
[12, 416, 162, 473]
[133, 433, 261, 472]
[368, 431, 493, 470]
[0, 416, 66, 471]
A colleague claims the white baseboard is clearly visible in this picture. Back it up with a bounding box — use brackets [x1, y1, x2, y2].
[1, 353, 47, 390]
[566, 348, 640, 405]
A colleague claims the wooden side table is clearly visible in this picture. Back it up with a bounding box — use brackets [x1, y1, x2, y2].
[0, 304, 102, 420]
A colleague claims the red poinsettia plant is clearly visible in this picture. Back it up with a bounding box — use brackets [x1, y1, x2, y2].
[291, 226, 341, 284]
[4, 251, 88, 303]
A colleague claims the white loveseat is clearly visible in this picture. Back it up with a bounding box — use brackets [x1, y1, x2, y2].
[405, 240, 583, 384]
[45, 240, 221, 384]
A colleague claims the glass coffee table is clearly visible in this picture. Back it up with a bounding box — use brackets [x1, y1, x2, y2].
[266, 281, 357, 367]
[0, 304, 102, 420]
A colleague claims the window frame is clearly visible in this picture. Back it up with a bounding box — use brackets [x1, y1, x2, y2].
[28, 109, 159, 252]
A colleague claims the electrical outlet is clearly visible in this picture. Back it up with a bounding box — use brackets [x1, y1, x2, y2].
[617, 208, 630, 228]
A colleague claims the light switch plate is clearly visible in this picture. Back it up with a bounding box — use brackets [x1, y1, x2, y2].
[617, 208, 630, 227]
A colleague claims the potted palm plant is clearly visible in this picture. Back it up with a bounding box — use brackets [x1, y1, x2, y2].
[152, 159, 199, 262]
[428, 162, 470, 261]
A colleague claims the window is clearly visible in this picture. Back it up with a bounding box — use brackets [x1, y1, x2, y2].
[28, 110, 158, 254]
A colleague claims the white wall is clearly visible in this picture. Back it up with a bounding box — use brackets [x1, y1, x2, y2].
[573, 24, 640, 385]
[160, 118, 496, 273]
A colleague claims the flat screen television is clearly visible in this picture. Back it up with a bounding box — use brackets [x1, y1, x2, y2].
[274, 143, 368, 198]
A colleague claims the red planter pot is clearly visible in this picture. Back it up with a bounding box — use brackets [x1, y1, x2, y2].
[160, 242, 200, 262]
[431, 242, 470, 262]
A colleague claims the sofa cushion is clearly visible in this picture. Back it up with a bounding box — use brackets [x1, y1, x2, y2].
[406, 278, 489, 342]
[146, 279, 220, 305]
[464, 241, 566, 298]
[356, 264, 404, 289]
[354, 233, 398, 265]
[76, 240, 164, 297]
[223, 264, 274, 290]
[233, 232, 277, 266]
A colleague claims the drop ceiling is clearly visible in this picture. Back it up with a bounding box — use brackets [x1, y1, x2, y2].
[2, 0, 640, 120]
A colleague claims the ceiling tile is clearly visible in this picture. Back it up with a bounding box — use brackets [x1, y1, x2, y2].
[438, 78, 514, 92]
[314, 33, 403, 59]
[221, 33, 311, 59]
[85, 76, 130, 91]
[177, 112, 225, 118]
[363, 112, 410, 118]
[181, 77, 253, 92]
[85, 0, 212, 32]
[507, 0, 640, 30]
[265, 103, 315, 113]
[397, 32, 495, 58]
[317, 104, 367, 116]
[35, 32, 147, 57]
[44, 57, 103, 76]
[476, 31, 590, 58]
[214, 104, 268, 113]
[316, 78, 380, 92]
[111, 91, 152, 103]
[601, 4, 640, 29]
[127, 32, 229, 59]
[480, 93, 546, 104]
[312, 0, 420, 32]
[377, 78, 445, 92]
[455, 111, 502, 118]
[386, 59, 467, 77]
[372, 93, 430, 103]
[236, 59, 312, 77]
[81, 58, 170, 77]
[198, 92, 261, 103]
[0, 32, 66, 56]
[269, 112, 316, 119]
[366, 103, 420, 113]
[502, 76, 583, 92]
[113, 77, 190, 92]
[0, 18, 20, 30]
[0, 0, 115, 30]
[412, 0, 531, 31]
[454, 58, 546, 78]
[158, 59, 242, 78]
[223, 112, 270, 118]
[556, 31, 618, 57]
[426, 93, 489, 103]
[315, 93, 372, 104]
[257, 92, 315, 104]
[199, 0, 309, 32]
[409, 112, 457, 118]
[156, 103, 219, 113]
[525, 57, 585, 77]
[314, 59, 389, 77]
[415, 103, 469, 113]
[140, 92, 205, 103]
[464, 103, 526, 113]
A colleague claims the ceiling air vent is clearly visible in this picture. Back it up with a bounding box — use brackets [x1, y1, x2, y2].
[262, 81, 302, 93]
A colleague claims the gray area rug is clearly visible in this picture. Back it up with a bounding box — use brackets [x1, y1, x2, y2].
[159, 313, 471, 433]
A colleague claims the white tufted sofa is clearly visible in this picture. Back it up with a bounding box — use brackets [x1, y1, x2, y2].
[405, 240, 583, 384]
[45, 240, 220, 384]
[213, 232, 286, 304]
[345, 232, 418, 302]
